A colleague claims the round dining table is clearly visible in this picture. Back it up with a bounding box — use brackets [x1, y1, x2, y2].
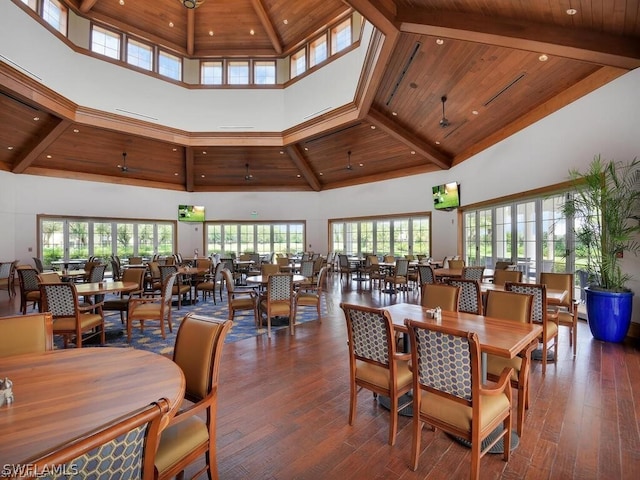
[0, 347, 185, 465]
[245, 274, 307, 285]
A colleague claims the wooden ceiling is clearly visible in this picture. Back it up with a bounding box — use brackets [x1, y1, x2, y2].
[1, 0, 639, 192]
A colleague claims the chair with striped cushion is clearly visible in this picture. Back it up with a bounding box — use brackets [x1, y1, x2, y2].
[404, 320, 512, 477]
[448, 278, 483, 315]
[340, 303, 413, 446]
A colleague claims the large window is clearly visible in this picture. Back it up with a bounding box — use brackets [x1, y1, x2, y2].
[202, 61, 223, 85]
[253, 61, 276, 85]
[38, 215, 176, 266]
[42, 0, 66, 35]
[290, 48, 306, 79]
[331, 18, 352, 54]
[309, 35, 328, 67]
[205, 222, 306, 256]
[463, 189, 581, 282]
[91, 25, 120, 60]
[159, 51, 182, 81]
[329, 213, 431, 257]
[228, 61, 250, 85]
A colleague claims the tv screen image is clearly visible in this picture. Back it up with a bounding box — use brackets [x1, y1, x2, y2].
[432, 182, 460, 211]
[178, 205, 205, 222]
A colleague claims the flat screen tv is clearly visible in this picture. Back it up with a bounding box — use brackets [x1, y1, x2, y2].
[178, 205, 205, 222]
[432, 182, 460, 211]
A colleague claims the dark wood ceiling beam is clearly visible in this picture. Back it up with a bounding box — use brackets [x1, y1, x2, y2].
[12, 118, 70, 173]
[185, 147, 194, 192]
[366, 108, 451, 170]
[251, 0, 282, 54]
[24, 166, 185, 191]
[453, 66, 627, 166]
[187, 9, 195, 56]
[79, 0, 98, 14]
[287, 144, 321, 191]
[345, 0, 399, 33]
[397, 9, 640, 70]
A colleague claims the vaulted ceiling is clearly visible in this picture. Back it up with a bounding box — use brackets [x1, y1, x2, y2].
[1, 0, 639, 192]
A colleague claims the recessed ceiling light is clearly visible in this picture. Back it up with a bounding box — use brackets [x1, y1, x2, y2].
[172, 147, 177, 151]
[33, 117, 39, 121]
[202, 150, 207, 154]
[279, 150, 284, 154]
[472, 110, 479, 115]
[283, 19, 288, 25]
[304, 147, 308, 151]
[539, 54, 549, 62]
[296, 174, 301, 178]
[119, 0, 124, 5]
[7, 146, 14, 150]
[410, 151, 415, 155]
[209, 30, 214, 36]
[436, 38, 444, 45]
[169, 22, 174, 28]
[250, 29, 255, 35]
[392, 111, 398, 116]
[73, 129, 79, 133]
[319, 172, 323, 176]
[174, 173, 179, 176]
[46, 154, 52, 158]
[435, 141, 440, 145]
[359, 163, 364, 167]
[370, 125, 376, 129]
[201, 174, 205, 178]
[566, 8, 577, 15]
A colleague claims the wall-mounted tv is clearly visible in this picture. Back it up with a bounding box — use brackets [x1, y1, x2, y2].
[178, 205, 205, 222]
[432, 182, 460, 211]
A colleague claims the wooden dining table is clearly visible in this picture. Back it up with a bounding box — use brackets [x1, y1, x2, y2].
[74, 280, 139, 296]
[382, 303, 543, 379]
[434, 268, 495, 281]
[245, 274, 307, 286]
[0, 347, 185, 466]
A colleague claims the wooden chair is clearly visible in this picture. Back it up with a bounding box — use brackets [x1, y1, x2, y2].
[37, 272, 62, 284]
[485, 289, 535, 435]
[154, 314, 232, 480]
[363, 255, 384, 289]
[30, 399, 170, 480]
[293, 266, 327, 324]
[221, 268, 258, 325]
[103, 267, 146, 324]
[462, 266, 485, 281]
[17, 265, 41, 314]
[493, 269, 522, 285]
[40, 282, 105, 348]
[127, 272, 177, 341]
[338, 254, 357, 283]
[341, 303, 412, 446]
[145, 261, 162, 295]
[0, 312, 53, 357]
[196, 261, 225, 303]
[384, 258, 410, 294]
[128, 256, 143, 265]
[448, 259, 465, 269]
[404, 320, 513, 478]
[506, 282, 559, 375]
[540, 272, 579, 357]
[0, 260, 18, 297]
[421, 283, 460, 311]
[448, 278, 483, 315]
[259, 273, 294, 337]
[261, 263, 280, 277]
[495, 261, 515, 270]
[298, 259, 315, 288]
[159, 264, 191, 309]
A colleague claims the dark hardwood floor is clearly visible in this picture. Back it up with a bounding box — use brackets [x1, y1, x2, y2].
[2, 272, 639, 479]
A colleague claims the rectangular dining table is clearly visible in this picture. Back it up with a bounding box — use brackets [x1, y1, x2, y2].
[0, 347, 185, 466]
[480, 282, 568, 305]
[382, 303, 542, 381]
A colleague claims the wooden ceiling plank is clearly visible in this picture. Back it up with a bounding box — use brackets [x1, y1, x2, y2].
[366, 108, 451, 170]
[286, 144, 321, 191]
[452, 66, 628, 166]
[12, 119, 70, 173]
[185, 147, 194, 192]
[187, 9, 195, 56]
[397, 9, 640, 69]
[251, 0, 283, 54]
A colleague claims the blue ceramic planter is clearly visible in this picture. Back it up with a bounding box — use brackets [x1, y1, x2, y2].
[585, 287, 634, 342]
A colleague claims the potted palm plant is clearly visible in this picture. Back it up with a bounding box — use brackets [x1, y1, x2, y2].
[562, 155, 640, 342]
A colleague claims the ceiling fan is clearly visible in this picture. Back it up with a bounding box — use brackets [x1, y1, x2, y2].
[439, 96, 450, 128]
[117, 152, 134, 173]
[244, 163, 254, 181]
